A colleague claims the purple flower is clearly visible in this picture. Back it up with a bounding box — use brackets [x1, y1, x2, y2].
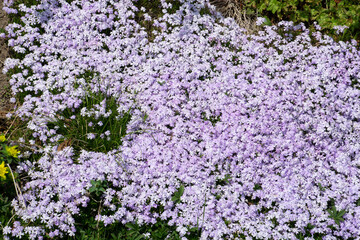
[3, 0, 360, 239]
[333, 25, 349, 34]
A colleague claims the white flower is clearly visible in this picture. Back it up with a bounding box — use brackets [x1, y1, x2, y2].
[256, 17, 266, 26]
[87, 133, 96, 140]
[3, 226, 12, 234]
[80, 107, 87, 117]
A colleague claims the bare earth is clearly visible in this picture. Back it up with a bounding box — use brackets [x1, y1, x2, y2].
[0, 0, 13, 133]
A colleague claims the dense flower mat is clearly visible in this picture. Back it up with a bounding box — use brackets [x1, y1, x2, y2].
[2, 0, 360, 239]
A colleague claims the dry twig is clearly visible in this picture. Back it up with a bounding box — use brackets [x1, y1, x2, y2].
[209, 0, 259, 34]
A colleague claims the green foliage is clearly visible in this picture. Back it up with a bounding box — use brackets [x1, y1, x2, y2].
[200, 111, 222, 126]
[243, 0, 360, 42]
[68, 213, 193, 240]
[0, 137, 17, 234]
[199, 5, 212, 16]
[171, 184, 185, 204]
[318, 182, 326, 192]
[133, 0, 182, 41]
[68, 203, 111, 240]
[7, 0, 42, 29]
[3, 0, 360, 239]
[215, 174, 232, 186]
[89, 180, 107, 197]
[0, 195, 13, 228]
[356, 198, 360, 206]
[126, 221, 180, 240]
[48, 90, 132, 154]
[295, 223, 326, 240]
[327, 206, 346, 225]
[0, 185, 16, 240]
[253, 183, 262, 191]
[1, 145, 19, 165]
[0, 136, 23, 238]
[326, 198, 346, 225]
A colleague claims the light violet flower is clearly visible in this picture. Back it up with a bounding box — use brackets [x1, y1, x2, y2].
[86, 133, 96, 140]
[255, 17, 266, 26]
[333, 25, 349, 34]
[3, 0, 360, 239]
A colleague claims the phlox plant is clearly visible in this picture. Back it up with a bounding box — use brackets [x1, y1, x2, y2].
[1, 0, 360, 239]
[47, 74, 133, 154]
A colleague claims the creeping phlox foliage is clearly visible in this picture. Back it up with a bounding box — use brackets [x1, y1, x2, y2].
[2, 0, 360, 239]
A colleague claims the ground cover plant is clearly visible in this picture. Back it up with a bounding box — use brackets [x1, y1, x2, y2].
[241, 0, 360, 43]
[1, 0, 360, 239]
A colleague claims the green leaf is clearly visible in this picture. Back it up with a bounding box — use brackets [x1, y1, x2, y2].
[135, 235, 144, 240]
[327, 206, 346, 225]
[142, 113, 148, 122]
[178, 184, 184, 196]
[126, 222, 137, 229]
[305, 223, 315, 230]
[171, 184, 185, 204]
[253, 183, 262, 191]
[318, 183, 325, 191]
[268, 0, 281, 14]
[264, 16, 272, 26]
[157, 81, 165, 86]
[298, 10, 310, 22]
[188, 227, 198, 232]
[310, 8, 320, 19]
[89, 180, 107, 196]
[259, 2, 268, 12]
[170, 231, 181, 240]
[216, 174, 232, 186]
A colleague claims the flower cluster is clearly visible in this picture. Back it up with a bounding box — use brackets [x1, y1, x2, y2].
[5, 145, 20, 158]
[2, 0, 360, 239]
[333, 25, 349, 35]
[0, 134, 20, 181]
[0, 161, 9, 180]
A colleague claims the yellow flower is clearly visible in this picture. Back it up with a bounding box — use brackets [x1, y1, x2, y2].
[5, 145, 20, 158]
[0, 161, 9, 180]
[0, 135, 6, 142]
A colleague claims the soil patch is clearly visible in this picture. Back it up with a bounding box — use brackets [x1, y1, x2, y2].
[0, 0, 13, 133]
